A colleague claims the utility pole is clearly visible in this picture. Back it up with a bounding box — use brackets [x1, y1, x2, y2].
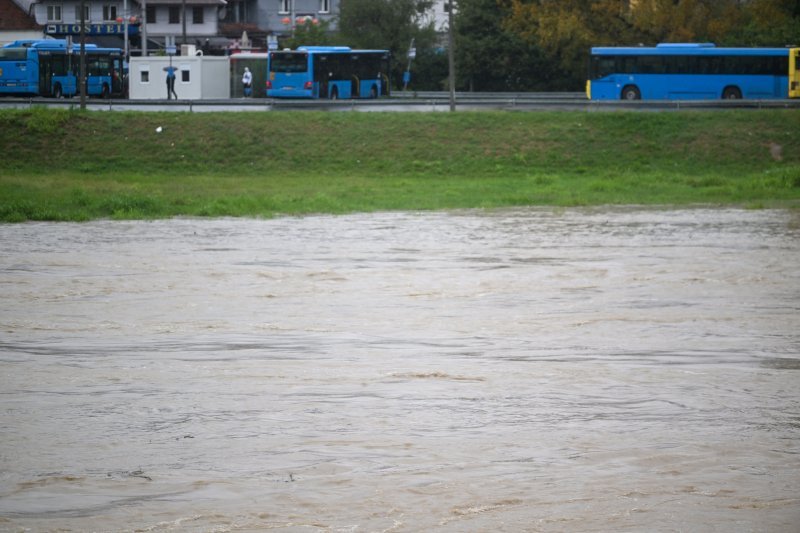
[447, 0, 456, 111]
[182, 0, 187, 45]
[123, 0, 128, 60]
[290, 0, 295, 37]
[142, 0, 148, 55]
[79, 0, 86, 109]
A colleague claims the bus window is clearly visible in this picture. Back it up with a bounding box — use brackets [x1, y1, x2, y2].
[270, 53, 307, 73]
[637, 55, 663, 74]
[88, 58, 104, 76]
[51, 55, 69, 76]
[664, 55, 690, 74]
[0, 48, 27, 60]
[591, 56, 616, 79]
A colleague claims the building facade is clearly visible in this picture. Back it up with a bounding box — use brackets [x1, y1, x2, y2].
[262, 0, 338, 33]
[22, 0, 227, 53]
[7, 0, 444, 54]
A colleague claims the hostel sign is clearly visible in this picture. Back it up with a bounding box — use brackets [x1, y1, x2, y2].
[45, 23, 140, 36]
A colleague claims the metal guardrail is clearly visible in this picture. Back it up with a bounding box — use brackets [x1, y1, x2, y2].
[0, 93, 798, 112]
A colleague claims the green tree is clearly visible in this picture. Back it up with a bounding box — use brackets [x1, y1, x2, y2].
[407, 46, 450, 91]
[505, 0, 644, 89]
[281, 18, 335, 50]
[455, 0, 555, 91]
[338, 0, 438, 89]
[630, 0, 744, 43]
[723, 0, 800, 46]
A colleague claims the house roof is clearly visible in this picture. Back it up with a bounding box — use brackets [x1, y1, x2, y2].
[0, 0, 40, 30]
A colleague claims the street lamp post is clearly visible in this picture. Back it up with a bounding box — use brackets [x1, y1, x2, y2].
[79, 0, 86, 109]
[447, 0, 456, 112]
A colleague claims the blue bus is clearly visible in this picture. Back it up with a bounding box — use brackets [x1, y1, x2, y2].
[0, 39, 124, 98]
[588, 43, 800, 100]
[266, 46, 390, 99]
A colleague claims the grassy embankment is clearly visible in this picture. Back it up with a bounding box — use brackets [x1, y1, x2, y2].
[1, 108, 799, 222]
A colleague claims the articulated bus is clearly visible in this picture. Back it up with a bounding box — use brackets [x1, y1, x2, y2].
[0, 39, 124, 98]
[266, 46, 390, 99]
[588, 43, 800, 100]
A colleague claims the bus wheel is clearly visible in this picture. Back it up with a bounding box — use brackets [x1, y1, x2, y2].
[54, 83, 63, 99]
[621, 85, 641, 100]
[330, 87, 338, 100]
[369, 85, 378, 99]
[722, 86, 742, 99]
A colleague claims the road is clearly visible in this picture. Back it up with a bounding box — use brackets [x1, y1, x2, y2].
[1, 92, 798, 111]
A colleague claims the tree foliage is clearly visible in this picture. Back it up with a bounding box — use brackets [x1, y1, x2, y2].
[722, 0, 800, 46]
[455, 0, 557, 91]
[281, 18, 336, 50]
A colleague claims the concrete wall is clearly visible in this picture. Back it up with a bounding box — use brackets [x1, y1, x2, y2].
[200, 54, 230, 97]
[129, 55, 230, 99]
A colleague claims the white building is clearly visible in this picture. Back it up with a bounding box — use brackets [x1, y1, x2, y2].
[128, 48, 230, 99]
[423, 0, 449, 33]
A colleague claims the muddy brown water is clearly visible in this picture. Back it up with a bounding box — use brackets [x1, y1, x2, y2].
[1, 207, 798, 531]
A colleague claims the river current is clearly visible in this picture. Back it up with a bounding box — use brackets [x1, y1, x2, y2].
[1, 207, 798, 532]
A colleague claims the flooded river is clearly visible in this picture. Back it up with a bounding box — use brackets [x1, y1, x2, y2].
[1, 207, 799, 532]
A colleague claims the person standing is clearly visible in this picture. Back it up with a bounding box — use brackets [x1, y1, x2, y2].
[164, 65, 178, 100]
[242, 67, 253, 97]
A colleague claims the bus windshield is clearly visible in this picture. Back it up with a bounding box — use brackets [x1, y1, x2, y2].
[0, 48, 27, 60]
[270, 53, 308, 73]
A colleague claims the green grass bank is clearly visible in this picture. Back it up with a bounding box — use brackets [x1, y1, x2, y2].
[1, 108, 799, 222]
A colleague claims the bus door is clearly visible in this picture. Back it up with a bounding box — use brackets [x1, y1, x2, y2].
[790, 48, 800, 98]
[112, 56, 124, 96]
[47, 52, 75, 97]
[314, 54, 329, 98]
[349, 55, 360, 98]
[327, 54, 352, 99]
[38, 51, 54, 96]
